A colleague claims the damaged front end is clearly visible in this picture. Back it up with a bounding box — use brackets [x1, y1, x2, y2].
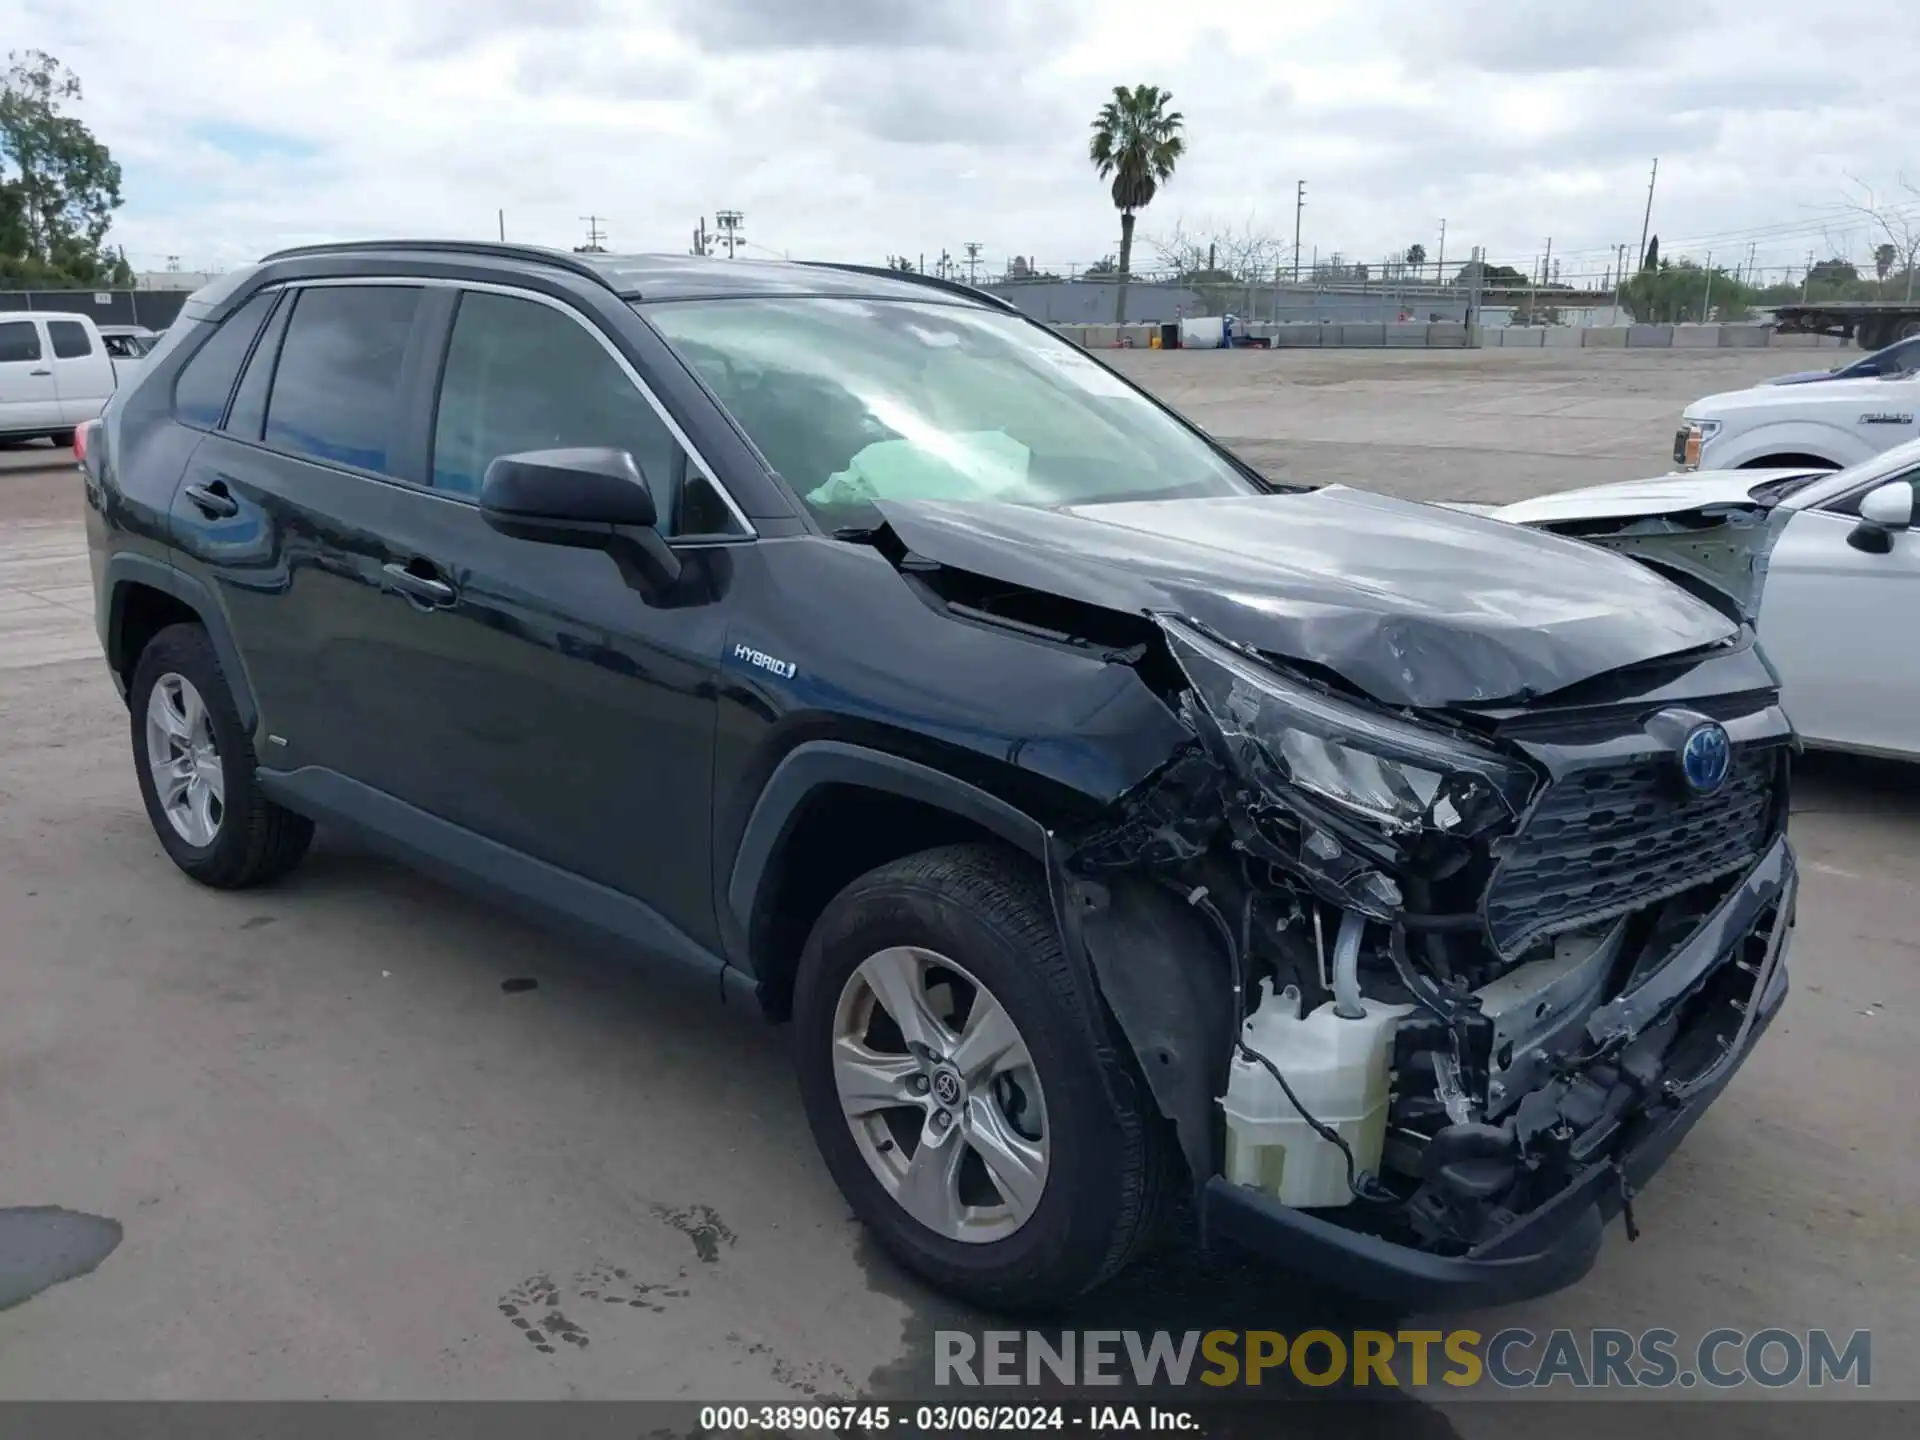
[1054, 614, 1796, 1308]
[1523, 497, 1795, 626]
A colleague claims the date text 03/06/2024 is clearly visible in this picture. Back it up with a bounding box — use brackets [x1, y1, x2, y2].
[697, 1404, 1197, 1432]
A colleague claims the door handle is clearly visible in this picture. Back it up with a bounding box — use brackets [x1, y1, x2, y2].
[183, 481, 239, 518]
[29, 368, 51, 377]
[382, 562, 457, 606]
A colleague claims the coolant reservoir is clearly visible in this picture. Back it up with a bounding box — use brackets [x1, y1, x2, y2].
[1221, 979, 1411, 1208]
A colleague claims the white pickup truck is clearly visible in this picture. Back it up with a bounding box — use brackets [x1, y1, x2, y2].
[1675, 364, 1920, 472]
[0, 310, 120, 447]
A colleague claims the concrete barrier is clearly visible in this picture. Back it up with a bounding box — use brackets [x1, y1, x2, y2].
[1048, 319, 1859, 351]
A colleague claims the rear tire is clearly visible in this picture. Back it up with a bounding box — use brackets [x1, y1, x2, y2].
[129, 623, 313, 888]
[792, 843, 1175, 1311]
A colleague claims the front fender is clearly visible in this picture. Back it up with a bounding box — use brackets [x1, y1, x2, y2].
[722, 739, 1048, 975]
[1704, 418, 1874, 469]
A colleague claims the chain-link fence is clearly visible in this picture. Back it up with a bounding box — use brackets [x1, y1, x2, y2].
[972, 254, 1892, 328]
[0, 287, 190, 329]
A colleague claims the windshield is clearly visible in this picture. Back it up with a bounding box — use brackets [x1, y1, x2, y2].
[642, 296, 1264, 527]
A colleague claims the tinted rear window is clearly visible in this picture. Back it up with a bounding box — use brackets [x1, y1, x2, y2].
[49, 321, 92, 358]
[0, 320, 41, 363]
[225, 295, 291, 441]
[264, 286, 421, 474]
[174, 291, 277, 428]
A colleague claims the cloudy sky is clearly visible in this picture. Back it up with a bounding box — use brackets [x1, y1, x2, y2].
[8, 0, 1918, 284]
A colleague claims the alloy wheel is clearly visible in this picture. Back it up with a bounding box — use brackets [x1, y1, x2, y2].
[831, 946, 1051, 1244]
[145, 672, 225, 847]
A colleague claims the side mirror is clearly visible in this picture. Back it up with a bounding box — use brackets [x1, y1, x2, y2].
[1847, 480, 1914, 554]
[480, 447, 681, 589]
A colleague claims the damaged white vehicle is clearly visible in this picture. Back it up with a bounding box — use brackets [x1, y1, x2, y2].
[1489, 438, 1920, 761]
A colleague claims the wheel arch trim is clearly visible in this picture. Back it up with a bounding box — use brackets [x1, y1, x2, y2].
[103, 553, 258, 732]
[723, 740, 1049, 977]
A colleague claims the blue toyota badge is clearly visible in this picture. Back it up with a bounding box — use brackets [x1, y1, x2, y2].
[1680, 721, 1732, 794]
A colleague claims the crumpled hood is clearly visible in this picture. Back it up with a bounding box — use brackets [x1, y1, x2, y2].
[1490, 468, 1817, 525]
[874, 487, 1738, 709]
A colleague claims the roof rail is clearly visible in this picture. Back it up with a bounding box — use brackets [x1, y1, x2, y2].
[257, 239, 619, 293]
[798, 261, 1021, 313]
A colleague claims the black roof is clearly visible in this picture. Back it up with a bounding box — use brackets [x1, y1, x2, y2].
[258, 241, 1015, 310]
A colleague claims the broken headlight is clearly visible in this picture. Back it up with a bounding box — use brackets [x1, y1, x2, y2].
[1162, 617, 1536, 843]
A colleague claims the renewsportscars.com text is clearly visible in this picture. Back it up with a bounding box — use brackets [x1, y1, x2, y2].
[935, 1327, 1872, 1391]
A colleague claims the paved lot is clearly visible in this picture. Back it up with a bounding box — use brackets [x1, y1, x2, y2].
[1105, 345, 1803, 498]
[0, 350, 1913, 1426]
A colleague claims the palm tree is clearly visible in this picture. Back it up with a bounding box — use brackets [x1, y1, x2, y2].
[1088, 84, 1185, 324]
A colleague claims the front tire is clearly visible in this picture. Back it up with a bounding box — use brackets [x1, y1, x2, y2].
[129, 623, 313, 888]
[792, 844, 1173, 1310]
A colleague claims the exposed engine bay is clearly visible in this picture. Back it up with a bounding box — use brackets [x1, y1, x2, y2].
[1054, 613, 1795, 1259]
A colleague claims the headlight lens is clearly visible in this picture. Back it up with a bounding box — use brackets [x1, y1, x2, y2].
[1161, 617, 1535, 840]
[1680, 417, 1721, 468]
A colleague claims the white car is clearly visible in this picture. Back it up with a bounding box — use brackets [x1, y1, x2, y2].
[0, 310, 118, 445]
[1675, 365, 1920, 471]
[1489, 440, 1920, 760]
[97, 324, 160, 384]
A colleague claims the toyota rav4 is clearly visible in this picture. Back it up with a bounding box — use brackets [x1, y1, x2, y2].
[83, 243, 1795, 1312]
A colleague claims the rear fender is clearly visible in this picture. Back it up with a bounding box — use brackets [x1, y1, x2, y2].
[103, 553, 258, 731]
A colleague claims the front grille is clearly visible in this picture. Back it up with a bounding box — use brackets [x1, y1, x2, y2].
[1485, 746, 1779, 959]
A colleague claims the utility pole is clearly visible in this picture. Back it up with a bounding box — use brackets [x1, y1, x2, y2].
[578, 215, 609, 252]
[1701, 250, 1714, 321]
[1636, 158, 1659, 270]
[691, 217, 710, 256]
[964, 242, 982, 285]
[1293, 180, 1306, 284]
[1801, 250, 1814, 302]
[714, 210, 744, 259]
[1436, 218, 1446, 286]
[1542, 236, 1552, 288]
[497, 210, 505, 242]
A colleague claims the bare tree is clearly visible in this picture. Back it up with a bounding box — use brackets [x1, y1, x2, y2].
[1146, 214, 1287, 281]
[1844, 176, 1920, 302]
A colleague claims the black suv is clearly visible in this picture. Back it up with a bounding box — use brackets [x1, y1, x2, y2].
[83, 242, 1795, 1311]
